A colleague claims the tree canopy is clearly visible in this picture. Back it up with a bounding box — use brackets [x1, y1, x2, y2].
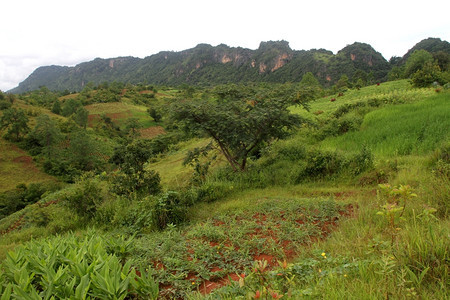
[171, 85, 307, 171]
[0, 108, 29, 141]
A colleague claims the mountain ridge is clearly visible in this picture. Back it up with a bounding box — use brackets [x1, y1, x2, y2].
[9, 38, 449, 93]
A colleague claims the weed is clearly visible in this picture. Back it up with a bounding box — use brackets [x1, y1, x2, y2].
[377, 184, 417, 248]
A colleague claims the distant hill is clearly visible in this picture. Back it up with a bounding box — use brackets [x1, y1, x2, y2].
[400, 37, 450, 63]
[9, 38, 447, 93]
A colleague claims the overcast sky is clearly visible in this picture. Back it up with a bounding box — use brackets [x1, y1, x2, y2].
[1, 0, 449, 91]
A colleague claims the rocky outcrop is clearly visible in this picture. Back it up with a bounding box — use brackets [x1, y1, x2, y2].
[12, 38, 442, 93]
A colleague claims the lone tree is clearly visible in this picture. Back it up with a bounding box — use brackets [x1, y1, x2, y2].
[171, 85, 307, 172]
[73, 107, 89, 129]
[148, 107, 162, 122]
[124, 117, 142, 139]
[0, 108, 29, 141]
[109, 140, 161, 195]
[29, 114, 62, 158]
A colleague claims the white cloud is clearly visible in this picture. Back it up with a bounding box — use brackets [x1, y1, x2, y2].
[1, 0, 449, 91]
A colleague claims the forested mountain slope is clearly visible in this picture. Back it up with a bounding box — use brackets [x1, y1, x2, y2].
[10, 40, 394, 93]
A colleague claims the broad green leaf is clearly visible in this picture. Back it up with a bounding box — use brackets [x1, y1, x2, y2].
[75, 274, 91, 300]
[1, 283, 12, 300]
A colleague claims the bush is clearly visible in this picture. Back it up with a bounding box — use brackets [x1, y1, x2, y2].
[410, 62, 445, 87]
[0, 182, 60, 220]
[299, 149, 345, 180]
[153, 191, 187, 230]
[0, 99, 12, 110]
[318, 115, 363, 139]
[27, 204, 80, 234]
[193, 181, 232, 203]
[109, 169, 161, 196]
[96, 197, 156, 233]
[367, 97, 382, 107]
[43, 159, 81, 183]
[148, 131, 186, 155]
[61, 175, 108, 219]
[347, 145, 374, 175]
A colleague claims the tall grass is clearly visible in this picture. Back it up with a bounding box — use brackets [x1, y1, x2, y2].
[321, 92, 450, 157]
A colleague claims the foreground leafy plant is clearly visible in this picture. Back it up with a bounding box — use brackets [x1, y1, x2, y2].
[0, 230, 158, 299]
[377, 184, 417, 247]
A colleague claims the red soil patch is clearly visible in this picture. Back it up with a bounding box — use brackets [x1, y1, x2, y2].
[155, 203, 354, 297]
[199, 273, 241, 295]
[87, 114, 99, 127]
[87, 112, 131, 127]
[139, 126, 166, 139]
[139, 90, 154, 94]
[213, 220, 226, 226]
[8, 144, 26, 155]
[38, 200, 59, 208]
[200, 280, 223, 294]
[253, 254, 276, 265]
[12, 156, 33, 164]
[11, 155, 40, 173]
[334, 190, 358, 199]
[0, 215, 24, 235]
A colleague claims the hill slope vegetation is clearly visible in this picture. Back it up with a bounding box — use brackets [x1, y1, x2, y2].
[0, 78, 448, 299]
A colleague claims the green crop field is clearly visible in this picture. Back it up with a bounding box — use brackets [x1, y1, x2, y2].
[321, 92, 450, 156]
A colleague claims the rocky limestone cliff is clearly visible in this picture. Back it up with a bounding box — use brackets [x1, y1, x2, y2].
[11, 38, 443, 93]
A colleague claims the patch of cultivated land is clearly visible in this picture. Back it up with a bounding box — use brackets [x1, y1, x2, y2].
[0, 139, 55, 192]
[85, 102, 134, 127]
[135, 197, 353, 297]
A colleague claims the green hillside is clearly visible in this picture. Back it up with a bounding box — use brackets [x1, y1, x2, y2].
[9, 40, 393, 93]
[0, 80, 448, 299]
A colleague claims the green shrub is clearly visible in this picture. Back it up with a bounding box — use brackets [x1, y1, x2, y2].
[0, 182, 61, 220]
[148, 131, 186, 155]
[333, 101, 366, 118]
[193, 181, 232, 203]
[26, 205, 51, 227]
[0, 99, 12, 110]
[153, 191, 187, 230]
[110, 169, 161, 196]
[410, 62, 445, 87]
[26, 204, 80, 234]
[318, 115, 363, 139]
[367, 97, 382, 107]
[96, 197, 157, 233]
[276, 141, 307, 161]
[61, 175, 109, 219]
[299, 149, 345, 180]
[347, 145, 374, 175]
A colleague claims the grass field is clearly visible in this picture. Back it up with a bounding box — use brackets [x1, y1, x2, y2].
[291, 80, 436, 120]
[321, 92, 450, 156]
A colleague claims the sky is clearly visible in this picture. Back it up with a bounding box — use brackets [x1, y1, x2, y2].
[1, 0, 449, 91]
